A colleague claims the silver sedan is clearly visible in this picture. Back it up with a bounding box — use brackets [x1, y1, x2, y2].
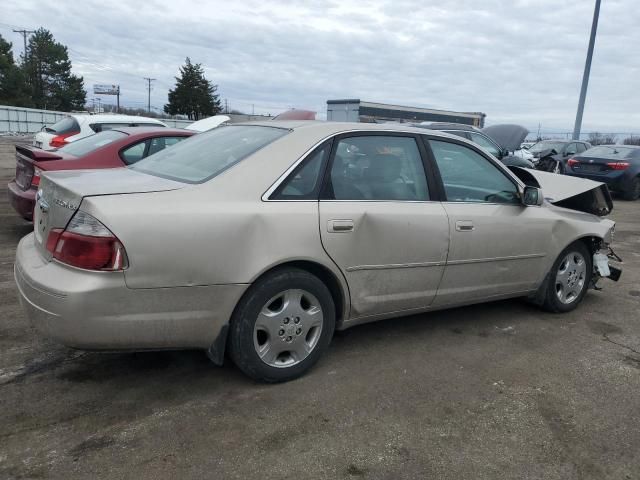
[15, 122, 620, 382]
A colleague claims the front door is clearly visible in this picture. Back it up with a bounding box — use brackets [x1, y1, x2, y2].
[318, 134, 450, 319]
[425, 138, 551, 306]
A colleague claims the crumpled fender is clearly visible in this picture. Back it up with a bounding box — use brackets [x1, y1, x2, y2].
[509, 166, 613, 216]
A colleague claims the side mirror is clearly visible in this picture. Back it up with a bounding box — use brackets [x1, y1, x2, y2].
[523, 186, 543, 206]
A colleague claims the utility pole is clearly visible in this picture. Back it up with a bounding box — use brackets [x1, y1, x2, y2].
[116, 86, 120, 113]
[144, 77, 155, 113]
[225, 99, 228, 114]
[13, 29, 35, 61]
[573, 0, 601, 140]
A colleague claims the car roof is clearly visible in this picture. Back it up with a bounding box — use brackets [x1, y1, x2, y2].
[586, 144, 640, 149]
[539, 139, 589, 144]
[70, 114, 167, 125]
[236, 120, 473, 144]
[414, 122, 480, 132]
[110, 127, 194, 137]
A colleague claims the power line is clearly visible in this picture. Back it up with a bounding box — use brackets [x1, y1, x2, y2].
[143, 77, 156, 113]
[12, 29, 35, 60]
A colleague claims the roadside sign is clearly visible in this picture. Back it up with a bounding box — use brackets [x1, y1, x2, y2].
[93, 84, 120, 95]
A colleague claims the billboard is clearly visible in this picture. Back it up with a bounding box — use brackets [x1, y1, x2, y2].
[93, 84, 119, 95]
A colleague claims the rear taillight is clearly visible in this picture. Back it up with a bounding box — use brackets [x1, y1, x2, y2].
[45, 211, 128, 271]
[31, 167, 42, 187]
[567, 158, 579, 167]
[606, 161, 630, 170]
[49, 131, 77, 148]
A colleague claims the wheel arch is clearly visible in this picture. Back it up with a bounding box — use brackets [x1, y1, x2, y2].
[207, 259, 350, 366]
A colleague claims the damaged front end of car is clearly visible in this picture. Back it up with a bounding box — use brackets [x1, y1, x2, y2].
[510, 166, 622, 288]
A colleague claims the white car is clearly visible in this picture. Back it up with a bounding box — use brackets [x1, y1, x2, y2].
[33, 114, 167, 150]
[185, 115, 230, 132]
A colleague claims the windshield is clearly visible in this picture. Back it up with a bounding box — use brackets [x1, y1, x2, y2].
[132, 125, 289, 183]
[58, 130, 127, 157]
[529, 141, 566, 154]
[582, 146, 637, 160]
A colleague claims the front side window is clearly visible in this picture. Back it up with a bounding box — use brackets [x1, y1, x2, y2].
[326, 136, 429, 201]
[468, 132, 501, 157]
[132, 125, 288, 183]
[429, 140, 519, 204]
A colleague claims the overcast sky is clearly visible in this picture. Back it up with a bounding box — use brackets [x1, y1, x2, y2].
[2, 0, 639, 134]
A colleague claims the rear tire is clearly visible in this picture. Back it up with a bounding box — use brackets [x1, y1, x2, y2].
[622, 177, 640, 201]
[228, 268, 335, 383]
[541, 242, 592, 313]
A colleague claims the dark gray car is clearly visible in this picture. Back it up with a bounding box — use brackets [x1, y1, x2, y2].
[529, 140, 592, 173]
[413, 123, 534, 168]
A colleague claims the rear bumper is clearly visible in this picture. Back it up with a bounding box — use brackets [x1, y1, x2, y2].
[15, 233, 247, 351]
[7, 181, 35, 221]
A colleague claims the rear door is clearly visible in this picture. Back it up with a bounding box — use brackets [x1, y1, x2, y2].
[318, 133, 449, 319]
[424, 137, 550, 306]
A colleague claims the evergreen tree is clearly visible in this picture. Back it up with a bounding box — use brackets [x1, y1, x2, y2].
[0, 34, 32, 106]
[164, 58, 221, 120]
[24, 28, 86, 110]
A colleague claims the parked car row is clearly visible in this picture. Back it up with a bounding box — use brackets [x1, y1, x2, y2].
[9, 127, 194, 220]
[12, 120, 622, 382]
[33, 114, 168, 150]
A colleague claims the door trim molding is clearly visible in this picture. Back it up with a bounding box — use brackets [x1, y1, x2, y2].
[446, 252, 546, 266]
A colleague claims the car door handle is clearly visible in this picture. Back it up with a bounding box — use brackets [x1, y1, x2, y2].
[328, 219, 354, 233]
[455, 220, 475, 232]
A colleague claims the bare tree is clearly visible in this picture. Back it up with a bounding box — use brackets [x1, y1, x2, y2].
[587, 132, 617, 145]
[622, 135, 640, 146]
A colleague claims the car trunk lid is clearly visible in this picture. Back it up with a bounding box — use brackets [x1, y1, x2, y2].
[509, 166, 613, 216]
[14, 145, 68, 190]
[33, 168, 185, 259]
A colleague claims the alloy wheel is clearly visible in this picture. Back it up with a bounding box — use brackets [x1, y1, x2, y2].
[253, 289, 324, 368]
[555, 251, 587, 304]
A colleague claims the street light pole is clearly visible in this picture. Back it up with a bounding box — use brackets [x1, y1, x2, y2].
[572, 0, 601, 140]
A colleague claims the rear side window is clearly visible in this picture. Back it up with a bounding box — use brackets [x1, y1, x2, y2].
[120, 141, 148, 164]
[325, 135, 429, 201]
[45, 117, 79, 134]
[271, 143, 331, 199]
[58, 130, 127, 157]
[132, 125, 288, 183]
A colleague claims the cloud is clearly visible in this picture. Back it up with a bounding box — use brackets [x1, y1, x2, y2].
[3, 0, 639, 133]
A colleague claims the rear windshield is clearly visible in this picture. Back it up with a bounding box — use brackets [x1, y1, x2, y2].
[58, 130, 127, 157]
[45, 116, 80, 134]
[132, 125, 289, 183]
[582, 146, 637, 160]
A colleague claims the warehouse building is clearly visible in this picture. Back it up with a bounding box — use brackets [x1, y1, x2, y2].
[326, 99, 486, 127]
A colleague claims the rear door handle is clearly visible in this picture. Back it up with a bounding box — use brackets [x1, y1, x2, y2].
[455, 220, 475, 232]
[328, 219, 354, 233]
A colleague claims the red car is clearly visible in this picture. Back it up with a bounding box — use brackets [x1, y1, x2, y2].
[8, 127, 194, 220]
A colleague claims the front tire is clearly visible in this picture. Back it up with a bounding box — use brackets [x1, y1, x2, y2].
[228, 268, 335, 383]
[541, 242, 592, 313]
